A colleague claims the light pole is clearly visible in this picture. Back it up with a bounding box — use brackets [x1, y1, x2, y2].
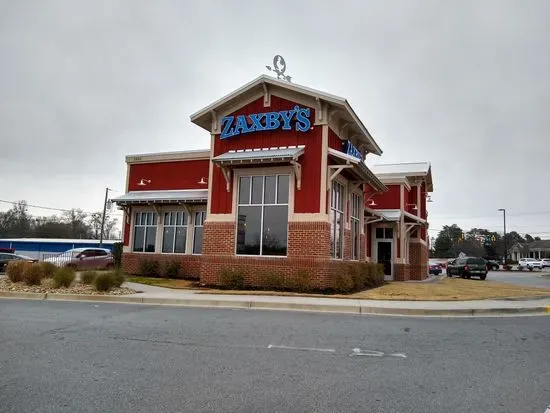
[99, 188, 113, 247]
[498, 208, 507, 264]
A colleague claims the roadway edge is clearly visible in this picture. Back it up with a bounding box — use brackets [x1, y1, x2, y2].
[0, 292, 549, 316]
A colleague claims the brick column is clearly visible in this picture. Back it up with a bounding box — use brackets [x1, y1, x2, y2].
[409, 242, 428, 280]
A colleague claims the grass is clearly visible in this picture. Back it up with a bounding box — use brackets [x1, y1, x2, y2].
[126, 276, 199, 289]
[125, 276, 550, 301]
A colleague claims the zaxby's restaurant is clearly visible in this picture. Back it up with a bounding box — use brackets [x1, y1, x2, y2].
[113, 75, 433, 288]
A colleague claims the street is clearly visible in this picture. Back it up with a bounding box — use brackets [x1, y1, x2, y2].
[0, 300, 549, 413]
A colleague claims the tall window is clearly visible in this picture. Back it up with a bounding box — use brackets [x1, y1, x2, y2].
[351, 193, 361, 260]
[133, 212, 157, 252]
[193, 211, 206, 254]
[162, 211, 186, 253]
[236, 175, 289, 256]
[330, 182, 345, 258]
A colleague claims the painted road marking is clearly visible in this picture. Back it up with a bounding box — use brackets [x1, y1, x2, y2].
[544, 404, 550, 413]
[350, 348, 407, 358]
[267, 344, 336, 353]
[546, 306, 550, 314]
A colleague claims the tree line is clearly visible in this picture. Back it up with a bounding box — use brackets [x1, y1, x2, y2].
[432, 224, 541, 259]
[0, 201, 120, 240]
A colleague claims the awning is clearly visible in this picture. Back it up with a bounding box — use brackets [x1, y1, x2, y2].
[111, 189, 208, 205]
[212, 146, 305, 165]
[364, 208, 427, 228]
[328, 148, 386, 192]
[212, 146, 305, 191]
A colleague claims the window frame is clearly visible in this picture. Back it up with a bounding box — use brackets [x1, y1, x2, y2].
[330, 180, 345, 259]
[350, 192, 362, 261]
[235, 173, 290, 257]
[161, 211, 188, 254]
[192, 211, 207, 255]
[132, 211, 158, 253]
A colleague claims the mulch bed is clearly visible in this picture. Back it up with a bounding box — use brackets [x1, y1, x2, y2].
[0, 277, 136, 296]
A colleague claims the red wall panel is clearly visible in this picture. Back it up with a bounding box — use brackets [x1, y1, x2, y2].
[211, 95, 321, 214]
[369, 185, 401, 209]
[123, 220, 130, 246]
[128, 160, 210, 191]
[328, 128, 343, 151]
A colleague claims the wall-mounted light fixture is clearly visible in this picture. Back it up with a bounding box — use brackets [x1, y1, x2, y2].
[197, 177, 208, 185]
[137, 179, 151, 186]
[366, 199, 377, 207]
[406, 203, 418, 211]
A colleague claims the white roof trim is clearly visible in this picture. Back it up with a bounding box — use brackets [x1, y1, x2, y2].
[190, 74, 382, 155]
[126, 149, 210, 164]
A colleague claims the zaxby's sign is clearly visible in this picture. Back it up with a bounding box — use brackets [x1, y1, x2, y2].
[221, 105, 311, 139]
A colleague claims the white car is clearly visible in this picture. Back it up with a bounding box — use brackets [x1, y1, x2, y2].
[541, 258, 550, 268]
[518, 258, 544, 271]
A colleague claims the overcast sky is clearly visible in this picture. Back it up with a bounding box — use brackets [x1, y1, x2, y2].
[1, 0, 549, 240]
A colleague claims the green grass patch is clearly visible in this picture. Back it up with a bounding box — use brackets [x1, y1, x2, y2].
[126, 276, 198, 289]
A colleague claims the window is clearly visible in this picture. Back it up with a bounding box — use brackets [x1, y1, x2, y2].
[162, 211, 186, 253]
[193, 211, 206, 254]
[330, 181, 345, 258]
[375, 227, 393, 239]
[236, 175, 289, 256]
[351, 193, 361, 260]
[133, 212, 157, 252]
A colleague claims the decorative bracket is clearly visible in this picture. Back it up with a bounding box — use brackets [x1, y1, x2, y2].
[327, 164, 353, 189]
[262, 83, 271, 107]
[210, 109, 218, 134]
[290, 160, 302, 190]
[219, 165, 232, 192]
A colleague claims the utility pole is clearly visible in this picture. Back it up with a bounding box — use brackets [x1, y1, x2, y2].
[498, 208, 507, 264]
[99, 188, 111, 247]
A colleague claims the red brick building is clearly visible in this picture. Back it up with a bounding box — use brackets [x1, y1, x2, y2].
[113, 75, 433, 287]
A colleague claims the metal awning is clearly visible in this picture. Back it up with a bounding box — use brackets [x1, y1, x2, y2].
[212, 146, 305, 165]
[327, 148, 386, 192]
[111, 190, 208, 205]
[212, 146, 305, 192]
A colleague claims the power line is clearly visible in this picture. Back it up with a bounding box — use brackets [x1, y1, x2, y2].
[0, 199, 123, 216]
[432, 210, 550, 220]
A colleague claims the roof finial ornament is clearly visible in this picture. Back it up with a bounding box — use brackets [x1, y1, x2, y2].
[266, 55, 292, 82]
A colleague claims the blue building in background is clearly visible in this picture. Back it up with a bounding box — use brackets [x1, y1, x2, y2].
[0, 238, 120, 260]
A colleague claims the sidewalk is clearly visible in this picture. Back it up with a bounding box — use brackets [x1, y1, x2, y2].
[113, 282, 550, 317]
[1, 281, 549, 317]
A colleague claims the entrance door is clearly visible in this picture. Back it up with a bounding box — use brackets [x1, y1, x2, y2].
[377, 241, 393, 280]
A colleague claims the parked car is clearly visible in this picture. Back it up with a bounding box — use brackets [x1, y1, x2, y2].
[486, 260, 500, 271]
[44, 248, 114, 270]
[541, 258, 550, 268]
[517, 258, 544, 271]
[0, 248, 16, 254]
[429, 263, 442, 275]
[0, 253, 37, 272]
[447, 257, 488, 280]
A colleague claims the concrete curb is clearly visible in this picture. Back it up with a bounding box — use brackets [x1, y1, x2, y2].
[0, 291, 549, 317]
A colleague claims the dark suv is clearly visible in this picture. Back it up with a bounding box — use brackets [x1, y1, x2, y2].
[447, 257, 488, 280]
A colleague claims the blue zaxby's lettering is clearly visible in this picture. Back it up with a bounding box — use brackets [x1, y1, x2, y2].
[221, 106, 311, 139]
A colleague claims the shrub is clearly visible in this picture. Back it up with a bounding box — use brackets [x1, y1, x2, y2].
[94, 272, 116, 292]
[6, 261, 27, 283]
[139, 259, 160, 278]
[163, 261, 182, 279]
[287, 269, 312, 293]
[112, 269, 125, 288]
[81, 271, 97, 285]
[22, 264, 44, 286]
[259, 269, 285, 290]
[332, 273, 354, 294]
[218, 268, 245, 289]
[39, 262, 57, 278]
[53, 267, 76, 288]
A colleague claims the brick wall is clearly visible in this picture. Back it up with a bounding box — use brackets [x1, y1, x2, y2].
[121, 253, 201, 278]
[343, 229, 351, 260]
[394, 263, 410, 281]
[288, 222, 331, 257]
[409, 242, 428, 280]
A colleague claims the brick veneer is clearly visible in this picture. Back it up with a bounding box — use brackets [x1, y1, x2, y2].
[409, 241, 428, 280]
[122, 252, 201, 278]
[200, 220, 343, 289]
[394, 263, 410, 281]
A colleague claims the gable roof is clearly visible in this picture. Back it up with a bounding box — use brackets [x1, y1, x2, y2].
[371, 162, 433, 191]
[190, 74, 382, 155]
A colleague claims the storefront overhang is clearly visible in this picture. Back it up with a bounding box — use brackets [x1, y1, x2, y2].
[112, 189, 208, 206]
[364, 208, 427, 231]
[327, 148, 387, 192]
[212, 146, 305, 191]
